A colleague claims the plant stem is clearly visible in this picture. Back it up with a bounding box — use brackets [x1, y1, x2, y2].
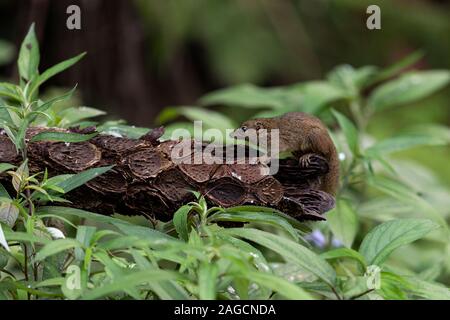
[0, 268, 16, 279]
[330, 286, 342, 300]
[23, 244, 30, 300]
[349, 289, 375, 300]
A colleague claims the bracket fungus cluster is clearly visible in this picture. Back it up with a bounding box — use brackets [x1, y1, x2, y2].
[0, 126, 336, 221]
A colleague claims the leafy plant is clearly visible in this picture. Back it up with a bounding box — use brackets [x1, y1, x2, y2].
[0, 25, 449, 300]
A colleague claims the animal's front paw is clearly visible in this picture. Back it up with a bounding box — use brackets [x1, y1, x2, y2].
[298, 153, 314, 168]
[298, 153, 329, 176]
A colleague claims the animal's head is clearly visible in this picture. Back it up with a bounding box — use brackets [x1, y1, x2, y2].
[231, 117, 279, 139]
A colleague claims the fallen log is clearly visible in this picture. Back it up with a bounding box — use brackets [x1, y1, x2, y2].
[0, 127, 335, 221]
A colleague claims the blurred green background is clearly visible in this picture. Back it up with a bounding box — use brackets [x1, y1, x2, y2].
[0, 0, 449, 184]
[0, 0, 449, 297]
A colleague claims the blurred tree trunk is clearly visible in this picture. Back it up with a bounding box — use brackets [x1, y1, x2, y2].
[13, 0, 167, 126]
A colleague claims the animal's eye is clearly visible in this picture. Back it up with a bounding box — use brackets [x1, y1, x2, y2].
[241, 126, 248, 132]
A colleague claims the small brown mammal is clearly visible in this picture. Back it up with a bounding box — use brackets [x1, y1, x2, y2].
[234, 112, 339, 195]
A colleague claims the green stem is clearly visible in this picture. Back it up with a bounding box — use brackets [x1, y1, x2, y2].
[349, 289, 375, 300]
[330, 286, 342, 300]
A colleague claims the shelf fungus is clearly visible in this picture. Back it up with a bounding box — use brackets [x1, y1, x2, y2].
[0, 116, 338, 221]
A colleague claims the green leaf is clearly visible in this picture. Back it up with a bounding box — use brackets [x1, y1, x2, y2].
[212, 209, 299, 240]
[75, 226, 96, 261]
[34, 86, 77, 114]
[379, 271, 411, 300]
[58, 106, 106, 126]
[327, 199, 358, 248]
[35, 238, 82, 261]
[35, 277, 65, 288]
[18, 23, 40, 81]
[198, 262, 219, 300]
[332, 109, 359, 154]
[98, 236, 148, 251]
[92, 251, 141, 299]
[30, 131, 98, 143]
[56, 166, 113, 193]
[365, 134, 448, 157]
[11, 160, 29, 193]
[0, 183, 10, 199]
[148, 277, 191, 300]
[199, 84, 285, 109]
[113, 223, 176, 244]
[173, 205, 191, 241]
[221, 228, 336, 286]
[371, 51, 424, 85]
[82, 269, 180, 300]
[405, 124, 450, 144]
[97, 120, 149, 139]
[326, 65, 358, 96]
[368, 70, 450, 111]
[2, 230, 50, 245]
[129, 249, 190, 300]
[290, 81, 345, 113]
[37, 208, 178, 247]
[37, 206, 131, 226]
[178, 106, 236, 131]
[14, 117, 31, 151]
[352, 66, 379, 88]
[0, 83, 21, 102]
[369, 176, 448, 231]
[216, 233, 270, 272]
[406, 277, 450, 300]
[0, 202, 19, 227]
[222, 205, 310, 233]
[243, 271, 313, 300]
[0, 163, 16, 174]
[29, 52, 86, 97]
[359, 219, 439, 265]
[320, 248, 367, 269]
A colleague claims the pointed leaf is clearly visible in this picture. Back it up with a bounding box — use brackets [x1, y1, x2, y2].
[221, 228, 336, 286]
[321, 248, 367, 269]
[332, 109, 359, 154]
[35, 238, 83, 261]
[368, 70, 450, 111]
[327, 199, 358, 248]
[173, 205, 191, 241]
[31, 131, 97, 143]
[0, 202, 19, 227]
[82, 269, 180, 300]
[212, 210, 299, 240]
[198, 262, 219, 300]
[56, 165, 113, 193]
[18, 23, 40, 81]
[243, 271, 313, 300]
[359, 219, 439, 265]
[29, 52, 86, 97]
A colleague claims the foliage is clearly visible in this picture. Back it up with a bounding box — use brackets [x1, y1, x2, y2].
[0, 25, 449, 300]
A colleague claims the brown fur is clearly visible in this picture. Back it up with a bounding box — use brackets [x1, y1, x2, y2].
[237, 112, 339, 195]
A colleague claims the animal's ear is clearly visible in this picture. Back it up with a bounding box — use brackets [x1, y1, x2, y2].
[255, 121, 263, 130]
